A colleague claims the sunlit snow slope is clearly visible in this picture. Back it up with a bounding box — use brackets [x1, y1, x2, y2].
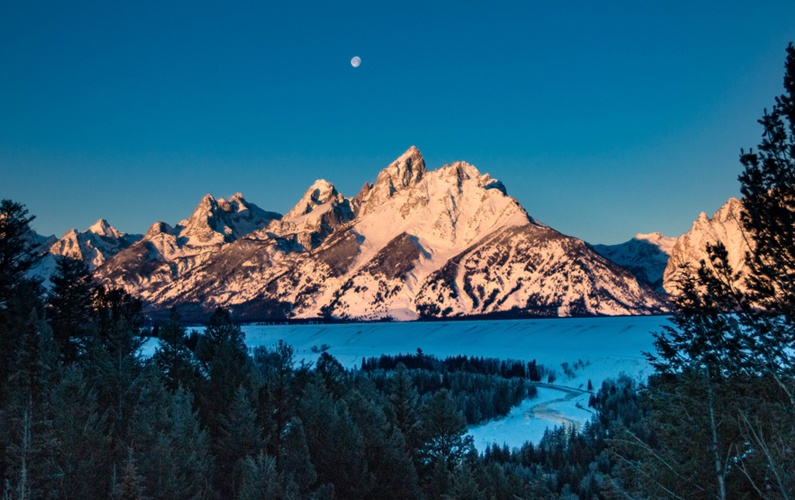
[93, 147, 667, 320]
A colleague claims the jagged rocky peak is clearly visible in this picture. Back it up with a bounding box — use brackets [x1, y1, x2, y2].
[716, 197, 743, 221]
[363, 146, 426, 206]
[442, 160, 478, 180]
[437, 161, 508, 194]
[145, 221, 174, 238]
[284, 179, 340, 220]
[217, 192, 244, 212]
[662, 197, 748, 295]
[88, 218, 122, 239]
[354, 182, 373, 202]
[180, 194, 218, 225]
[178, 194, 223, 241]
[591, 231, 677, 292]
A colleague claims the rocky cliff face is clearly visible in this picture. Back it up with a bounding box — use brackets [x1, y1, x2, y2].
[85, 147, 667, 320]
[662, 197, 750, 294]
[96, 194, 279, 303]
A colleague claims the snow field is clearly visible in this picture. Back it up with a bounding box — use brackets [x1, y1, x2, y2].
[142, 315, 669, 449]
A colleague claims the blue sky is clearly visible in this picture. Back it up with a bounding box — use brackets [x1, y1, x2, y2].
[2, 1, 794, 244]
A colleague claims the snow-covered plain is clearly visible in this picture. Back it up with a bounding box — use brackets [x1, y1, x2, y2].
[468, 386, 594, 450]
[143, 315, 670, 450]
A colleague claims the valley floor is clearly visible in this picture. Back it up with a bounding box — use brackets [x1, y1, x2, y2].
[468, 385, 593, 450]
[143, 315, 670, 447]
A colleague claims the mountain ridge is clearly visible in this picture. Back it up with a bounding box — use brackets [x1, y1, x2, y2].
[32, 147, 671, 320]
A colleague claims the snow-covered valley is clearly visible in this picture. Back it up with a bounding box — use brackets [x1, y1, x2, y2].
[144, 315, 669, 449]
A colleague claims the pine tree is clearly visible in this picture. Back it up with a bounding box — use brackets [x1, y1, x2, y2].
[47, 256, 95, 363]
[298, 376, 373, 498]
[277, 417, 316, 496]
[388, 363, 422, 455]
[347, 387, 421, 499]
[196, 308, 251, 435]
[0, 200, 43, 433]
[152, 308, 199, 393]
[50, 365, 111, 499]
[237, 453, 283, 500]
[736, 43, 795, 403]
[83, 287, 146, 467]
[0, 200, 40, 310]
[128, 381, 213, 500]
[116, 452, 143, 500]
[418, 389, 475, 473]
[214, 386, 262, 498]
[252, 341, 297, 457]
[4, 309, 61, 499]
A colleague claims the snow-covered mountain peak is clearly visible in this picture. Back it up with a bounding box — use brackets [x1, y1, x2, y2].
[688, 198, 743, 238]
[88, 218, 122, 239]
[177, 194, 224, 244]
[663, 197, 749, 294]
[715, 197, 743, 221]
[441, 161, 478, 180]
[145, 221, 174, 238]
[591, 232, 676, 292]
[90, 146, 666, 321]
[175, 193, 279, 246]
[45, 220, 142, 272]
[437, 161, 509, 195]
[284, 179, 340, 220]
[632, 232, 676, 255]
[360, 146, 426, 214]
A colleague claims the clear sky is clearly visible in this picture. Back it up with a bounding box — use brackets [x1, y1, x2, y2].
[2, 1, 794, 244]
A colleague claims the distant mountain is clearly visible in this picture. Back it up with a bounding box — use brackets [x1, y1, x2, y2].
[591, 232, 676, 292]
[93, 146, 667, 320]
[48, 219, 142, 270]
[28, 219, 141, 288]
[662, 197, 749, 294]
[96, 193, 280, 304]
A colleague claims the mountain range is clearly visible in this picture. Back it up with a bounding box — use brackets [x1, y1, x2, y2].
[31, 147, 751, 321]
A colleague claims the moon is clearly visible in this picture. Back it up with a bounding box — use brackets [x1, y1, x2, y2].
[351, 56, 361, 68]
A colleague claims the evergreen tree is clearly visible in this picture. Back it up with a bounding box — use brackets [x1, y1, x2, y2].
[128, 381, 213, 500]
[736, 43, 795, 405]
[252, 341, 297, 457]
[116, 452, 144, 500]
[277, 417, 316, 496]
[0, 200, 40, 309]
[214, 386, 262, 498]
[47, 256, 95, 363]
[417, 389, 475, 475]
[49, 365, 110, 499]
[0, 200, 43, 422]
[4, 309, 61, 499]
[196, 308, 251, 435]
[347, 387, 421, 499]
[237, 453, 284, 500]
[151, 308, 199, 393]
[298, 376, 373, 498]
[83, 287, 146, 467]
[387, 363, 422, 455]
